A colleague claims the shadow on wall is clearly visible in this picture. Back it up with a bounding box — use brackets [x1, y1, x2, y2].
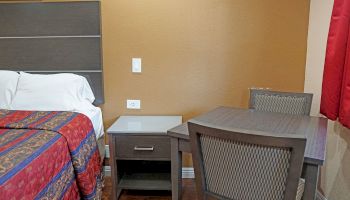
[319, 121, 350, 200]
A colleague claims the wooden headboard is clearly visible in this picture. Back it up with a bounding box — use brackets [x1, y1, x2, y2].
[0, 1, 104, 105]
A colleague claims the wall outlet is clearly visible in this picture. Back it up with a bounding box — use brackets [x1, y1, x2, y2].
[127, 99, 141, 109]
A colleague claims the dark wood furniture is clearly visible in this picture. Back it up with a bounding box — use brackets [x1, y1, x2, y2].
[168, 107, 328, 200]
[108, 116, 182, 200]
[188, 120, 306, 200]
[249, 89, 313, 116]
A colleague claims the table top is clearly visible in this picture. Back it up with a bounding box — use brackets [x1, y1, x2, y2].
[167, 106, 328, 165]
[107, 116, 182, 135]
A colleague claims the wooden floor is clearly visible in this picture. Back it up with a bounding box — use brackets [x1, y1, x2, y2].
[102, 177, 198, 200]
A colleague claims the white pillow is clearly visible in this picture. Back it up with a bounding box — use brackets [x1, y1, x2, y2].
[10, 72, 95, 111]
[0, 70, 19, 109]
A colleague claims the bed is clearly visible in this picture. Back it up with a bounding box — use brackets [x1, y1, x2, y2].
[0, 109, 102, 199]
[0, 1, 104, 199]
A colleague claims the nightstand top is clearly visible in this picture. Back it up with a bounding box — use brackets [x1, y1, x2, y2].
[107, 116, 182, 134]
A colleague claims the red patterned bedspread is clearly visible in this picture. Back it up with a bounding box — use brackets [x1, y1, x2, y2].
[0, 110, 102, 200]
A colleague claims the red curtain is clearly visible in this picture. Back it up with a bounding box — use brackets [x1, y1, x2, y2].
[321, 0, 350, 128]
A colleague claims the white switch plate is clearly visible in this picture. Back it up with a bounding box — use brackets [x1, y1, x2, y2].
[132, 58, 142, 73]
[126, 99, 141, 109]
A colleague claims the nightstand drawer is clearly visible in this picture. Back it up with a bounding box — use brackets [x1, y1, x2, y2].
[115, 136, 170, 160]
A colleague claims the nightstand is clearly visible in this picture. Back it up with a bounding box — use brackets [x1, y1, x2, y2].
[107, 116, 182, 200]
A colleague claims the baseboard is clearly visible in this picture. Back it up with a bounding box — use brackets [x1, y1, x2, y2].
[105, 145, 110, 158]
[316, 191, 327, 200]
[104, 166, 111, 176]
[182, 167, 195, 178]
[103, 166, 195, 178]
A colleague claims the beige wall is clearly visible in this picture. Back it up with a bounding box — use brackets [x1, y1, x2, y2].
[305, 1, 350, 200]
[100, 0, 310, 166]
[101, 0, 309, 125]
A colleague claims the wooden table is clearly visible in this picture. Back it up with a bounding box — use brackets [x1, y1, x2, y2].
[167, 107, 328, 200]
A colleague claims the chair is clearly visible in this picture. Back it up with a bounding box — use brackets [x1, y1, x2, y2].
[249, 89, 313, 115]
[188, 120, 306, 200]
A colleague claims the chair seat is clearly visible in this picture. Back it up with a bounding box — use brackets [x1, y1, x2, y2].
[296, 178, 305, 200]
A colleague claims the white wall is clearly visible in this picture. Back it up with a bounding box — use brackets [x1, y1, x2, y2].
[305, 1, 350, 200]
[304, 0, 333, 116]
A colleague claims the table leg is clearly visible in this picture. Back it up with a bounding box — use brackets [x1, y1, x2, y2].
[302, 163, 320, 200]
[171, 138, 183, 200]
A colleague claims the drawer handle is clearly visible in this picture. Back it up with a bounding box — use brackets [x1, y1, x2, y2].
[134, 146, 154, 151]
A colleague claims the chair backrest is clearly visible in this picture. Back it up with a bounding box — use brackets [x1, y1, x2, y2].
[188, 120, 306, 200]
[249, 89, 313, 115]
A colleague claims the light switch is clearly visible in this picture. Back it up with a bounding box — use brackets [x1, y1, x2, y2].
[132, 58, 142, 73]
